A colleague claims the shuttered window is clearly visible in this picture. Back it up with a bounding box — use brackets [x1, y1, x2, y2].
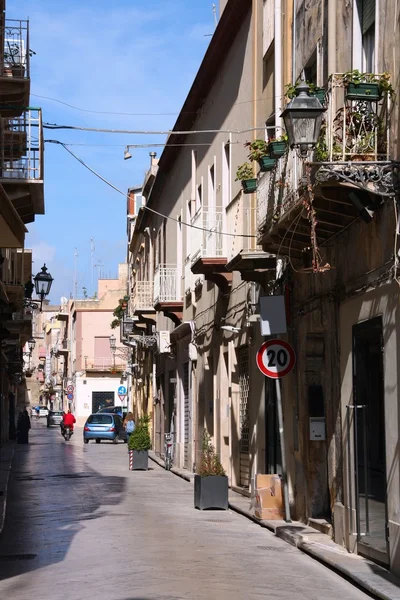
[358, 0, 375, 35]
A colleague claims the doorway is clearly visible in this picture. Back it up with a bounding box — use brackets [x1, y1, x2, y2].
[92, 391, 115, 413]
[265, 379, 281, 475]
[352, 317, 388, 564]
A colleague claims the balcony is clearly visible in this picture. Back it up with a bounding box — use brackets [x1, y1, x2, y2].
[0, 108, 44, 223]
[225, 194, 275, 285]
[0, 19, 30, 116]
[54, 339, 69, 356]
[257, 74, 398, 260]
[0, 247, 31, 303]
[190, 209, 232, 294]
[85, 356, 126, 373]
[154, 265, 183, 325]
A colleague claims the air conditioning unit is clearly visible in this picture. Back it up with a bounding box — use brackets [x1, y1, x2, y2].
[157, 330, 170, 354]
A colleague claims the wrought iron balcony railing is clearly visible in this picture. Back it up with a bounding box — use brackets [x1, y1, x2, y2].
[1, 19, 30, 79]
[0, 108, 43, 181]
[190, 209, 223, 265]
[130, 280, 154, 313]
[154, 265, 182, 303]
[257, 73, 395, 244]
[0, 247, 25, 286]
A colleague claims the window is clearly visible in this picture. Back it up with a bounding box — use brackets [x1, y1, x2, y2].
[191, 150, 197, 201]
[354, 0, 376, 72]
[87, 414, 113, 425]
[304, 50, 317, 86]
[196, 182, 203, 213]
[222, 142, 230, 209]
[208, 163, 215, 211]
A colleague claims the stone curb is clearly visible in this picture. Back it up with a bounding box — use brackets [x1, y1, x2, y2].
[148, 452, 400, 600]
[0, 447, 15, 537]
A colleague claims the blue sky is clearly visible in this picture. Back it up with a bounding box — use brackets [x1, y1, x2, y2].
[9, 0, 216, 303]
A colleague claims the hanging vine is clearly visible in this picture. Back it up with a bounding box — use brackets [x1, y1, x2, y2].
[302, 165, 331, 273]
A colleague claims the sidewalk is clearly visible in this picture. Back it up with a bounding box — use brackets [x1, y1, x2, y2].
[0, 443, 15, 536]
[149, 450, 400, 600]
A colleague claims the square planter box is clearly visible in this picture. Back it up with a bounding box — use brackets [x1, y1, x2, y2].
[258, 156, 276, 172]
[346, 82, 381, 101]
[194, 474, 229, 510]
[311, 89, 326, 104]
[241, 178, 257, 194]
[130, 449, 148, 470]
[268, 142, 287, 159]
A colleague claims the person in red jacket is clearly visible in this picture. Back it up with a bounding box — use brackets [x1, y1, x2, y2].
[61, 410, 76, 435]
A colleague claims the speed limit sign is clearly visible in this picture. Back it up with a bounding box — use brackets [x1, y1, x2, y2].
[256, 339, 296, 379]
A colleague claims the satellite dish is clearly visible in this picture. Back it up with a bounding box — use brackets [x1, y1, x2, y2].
[60, 296, 68, 306]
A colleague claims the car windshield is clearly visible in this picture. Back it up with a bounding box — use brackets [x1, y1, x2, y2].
[98, 407, 116, 413]
[87, 414, 113, 425]
[52, 412, 63, 416]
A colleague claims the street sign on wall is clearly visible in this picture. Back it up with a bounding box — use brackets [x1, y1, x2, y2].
[256, 339, 296, 379]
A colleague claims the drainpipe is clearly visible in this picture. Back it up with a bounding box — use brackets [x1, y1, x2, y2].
[328, 0, 336, 77]
[274, 0, 283, 137]
[251, 0, 259, 250]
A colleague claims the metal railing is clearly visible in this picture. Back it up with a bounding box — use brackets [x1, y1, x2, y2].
[256, 73, 392, 236]
[85, 357, 126, 371]
[0, 247, 24, 286]
[130, 280, 154, 313]
[1, 19, 30, 79]
[190, 209, 223, 265]
[226, 196, 256, 261]
[154, 265, 181, 303]
[0, 108, 43, 181]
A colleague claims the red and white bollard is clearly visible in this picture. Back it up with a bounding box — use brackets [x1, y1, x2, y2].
[129, 450, 134, 471]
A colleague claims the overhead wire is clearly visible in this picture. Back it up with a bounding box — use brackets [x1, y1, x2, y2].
[50, 141, 256, 239]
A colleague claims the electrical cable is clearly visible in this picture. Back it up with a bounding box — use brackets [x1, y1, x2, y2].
[43, 123, 268, 136]
[51, 141, 256, 239]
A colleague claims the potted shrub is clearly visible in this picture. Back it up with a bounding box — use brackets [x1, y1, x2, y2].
[268, 134, 288, 158]
[245, 139, 276, 172]
[128, 415, 151, 470]
[342, 70, 393, 102]
[284, 81, 326, 104]
[235, 162, 257, 193]
[194, 432, 228, 510]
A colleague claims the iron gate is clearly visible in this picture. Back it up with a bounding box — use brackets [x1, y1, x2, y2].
[92, 391, 115, 414]
[238, 346, 250, 487]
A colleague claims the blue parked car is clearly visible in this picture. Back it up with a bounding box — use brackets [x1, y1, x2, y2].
[97, 406, 126, 418]
[83, 413, 126, 444]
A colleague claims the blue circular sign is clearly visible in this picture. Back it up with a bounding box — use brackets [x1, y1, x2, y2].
[67, 393, 73, 400]
[118, 385, 127, 395]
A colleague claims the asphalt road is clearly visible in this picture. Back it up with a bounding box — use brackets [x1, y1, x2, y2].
[0, 419, 372, 600]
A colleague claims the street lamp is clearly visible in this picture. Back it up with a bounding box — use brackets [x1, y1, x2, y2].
[28, 338, 36, 353]
[25, 264, 54, 311]
[109, 334, 116, 368]
[281, 80, 325, 157]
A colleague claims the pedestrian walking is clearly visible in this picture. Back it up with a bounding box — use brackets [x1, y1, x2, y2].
[123, 412, 135, 445]
[17, 408, 31, 444]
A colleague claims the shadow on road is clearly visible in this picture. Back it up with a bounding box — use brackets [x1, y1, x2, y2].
[0, 424, 126, 581]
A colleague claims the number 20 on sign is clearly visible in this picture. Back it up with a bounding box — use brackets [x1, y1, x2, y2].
[256, 339, 296, 379]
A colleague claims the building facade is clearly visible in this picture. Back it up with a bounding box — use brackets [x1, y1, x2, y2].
[0, 0, 46, 441]
[123, 0, 400, 575]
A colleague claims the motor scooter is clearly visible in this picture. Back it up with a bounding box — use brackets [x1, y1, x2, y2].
[62, 426, 73, 441]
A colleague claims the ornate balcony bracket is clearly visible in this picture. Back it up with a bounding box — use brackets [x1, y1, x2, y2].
[154, 301, 183, 326]
[315, 162, 398, 198]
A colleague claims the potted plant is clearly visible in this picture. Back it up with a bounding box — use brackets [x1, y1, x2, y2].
[342, 70, 393, 102]
[194, 432, 228, 510]
[235, 162, 257, 193]
[268, 134, 288, 158]
[245, 139, 276, 172]
[284, 81, 326, 104]
[128, 415, 151, 470]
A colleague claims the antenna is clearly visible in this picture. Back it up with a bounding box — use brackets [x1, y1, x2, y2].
[94, 261, 103, 280]
[90, 237, 95, 290]
[73, 248, 78, 299]
[212, 3, 217, 27]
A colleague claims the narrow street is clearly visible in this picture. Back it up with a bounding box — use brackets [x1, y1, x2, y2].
[0, 421, 372, 600]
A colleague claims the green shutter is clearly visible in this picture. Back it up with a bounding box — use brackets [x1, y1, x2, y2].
[362, 0, 375, 35]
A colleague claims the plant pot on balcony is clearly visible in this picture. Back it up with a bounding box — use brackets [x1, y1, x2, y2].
[241, 178, 257, 194]
[194, 474, 229, 510]
[268, 141, 287, 159]
[310, 88, 326, 104]
[345, 82, 381, 101]
[258, 156, 277, 172]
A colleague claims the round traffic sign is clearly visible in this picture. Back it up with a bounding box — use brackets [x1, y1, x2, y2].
[118, 385, 127, 396]
[67, 384, 74, 393]
[67, 393, 74, 400]
[256, 339, 296, 379]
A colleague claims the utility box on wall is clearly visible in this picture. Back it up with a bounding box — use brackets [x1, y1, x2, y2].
[310, 417, 326, 441]
[259, 295, 287, 336]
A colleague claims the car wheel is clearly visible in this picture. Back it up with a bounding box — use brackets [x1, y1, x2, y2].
[96, 439, 101, 444]
[84, 439, 89, 444]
